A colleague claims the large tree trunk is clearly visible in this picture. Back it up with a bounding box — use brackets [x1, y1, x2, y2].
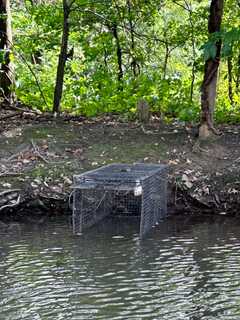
[0, 0, 14, 104]
[53, 0, 70, 115]
[199, 0, 224, 138]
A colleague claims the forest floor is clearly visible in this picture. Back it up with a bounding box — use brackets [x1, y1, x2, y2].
[0, 107, 240, 218]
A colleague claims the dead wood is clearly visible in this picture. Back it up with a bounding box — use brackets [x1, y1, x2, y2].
[0, 112, 23, 121]
[0, 189, 21, 212]
[0, 195, 20, 212]
[30, 139, 49, 163]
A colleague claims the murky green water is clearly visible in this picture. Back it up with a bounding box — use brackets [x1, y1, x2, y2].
[1, 215, 240, 320]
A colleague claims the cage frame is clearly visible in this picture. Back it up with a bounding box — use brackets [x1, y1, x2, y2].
[72, 163, 168, 238]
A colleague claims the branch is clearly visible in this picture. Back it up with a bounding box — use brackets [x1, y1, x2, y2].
[6, 103, 41, 115]
[31, 139, 49, 163]
[4, 146, 30, 162]
[17, 51, 49, 109]
[68, 0, 77, 7]
[0, 112, 22, 121]
[0, 189, 20, 197]
[0, 171, 23, 177]
[0, 194, 21, 212]
[76, 8, 172, 46]
[172, 0, 191, 12]
[0, 32, 49, 109]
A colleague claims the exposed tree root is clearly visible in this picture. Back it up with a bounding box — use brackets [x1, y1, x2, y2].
[0, 189, 21, 212]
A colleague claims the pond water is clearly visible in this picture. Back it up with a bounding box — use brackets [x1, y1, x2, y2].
[1, 215, 240, 320]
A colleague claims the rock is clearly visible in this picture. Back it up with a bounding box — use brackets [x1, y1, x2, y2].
[28, 199, 48, 211]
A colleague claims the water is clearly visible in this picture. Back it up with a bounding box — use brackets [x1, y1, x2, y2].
[1, 215, 240, 320]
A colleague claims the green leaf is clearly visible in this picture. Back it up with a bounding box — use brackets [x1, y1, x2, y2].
[201, 41, 217, 61]
[222, 43, 232, 57]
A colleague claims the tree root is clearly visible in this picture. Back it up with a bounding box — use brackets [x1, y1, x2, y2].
[0, 189, 21, 212]
[199, 122, 222, 140]
[208, 122, 222, 136]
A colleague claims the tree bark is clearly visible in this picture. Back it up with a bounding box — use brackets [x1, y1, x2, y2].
[53, 0, 70, 115]
[189, 10, 196, 104]
[0, 0, 14, 104]
[126, 0, 139, 77]
[112, 23, 123, 84]
[236, 52, 240, 94]
[162, 43, 169, 81]
[227, 56, 233, 106]
[199, 0, 224, 138]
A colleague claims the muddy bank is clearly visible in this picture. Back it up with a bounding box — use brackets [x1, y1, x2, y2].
[0, 114, 239, 217]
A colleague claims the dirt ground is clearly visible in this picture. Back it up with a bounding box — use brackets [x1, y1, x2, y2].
[0, 108, 240, 217]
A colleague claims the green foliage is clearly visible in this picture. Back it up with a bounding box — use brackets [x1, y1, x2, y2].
[9, 0, 240, 123]
[201, 28, 240, 60]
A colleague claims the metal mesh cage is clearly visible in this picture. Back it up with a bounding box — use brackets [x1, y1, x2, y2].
[72, 163, 168, 238]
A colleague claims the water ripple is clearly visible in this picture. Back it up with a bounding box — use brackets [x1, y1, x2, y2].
[1, 216, 240, 319]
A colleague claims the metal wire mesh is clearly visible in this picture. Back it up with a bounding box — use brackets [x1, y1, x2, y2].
[72, 164, 168, 238]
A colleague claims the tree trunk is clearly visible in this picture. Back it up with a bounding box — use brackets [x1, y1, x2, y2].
[199, 0, 224, 138]
[236, 52, 240, 94]
[227, 56, 233, 106]
[189, 10, 196, 104]
[0, 0, 14, 104]
[53, 0, 70, 115]
[112, 23, 123, 84]
[162, 43, 169, 80]
[126, 0, 139, 77]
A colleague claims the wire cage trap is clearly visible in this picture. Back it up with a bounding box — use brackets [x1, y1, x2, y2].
[72, 163, 168, 238]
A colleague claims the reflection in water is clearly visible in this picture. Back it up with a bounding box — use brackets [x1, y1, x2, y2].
[1, 216, 240, 319]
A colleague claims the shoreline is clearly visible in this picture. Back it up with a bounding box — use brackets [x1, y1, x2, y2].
[0, 116, 239, 218]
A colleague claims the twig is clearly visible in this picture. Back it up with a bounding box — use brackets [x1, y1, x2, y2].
[2, 35, 49, 109]
[30, 139, 49, 164]
[0, 189, 20, 197]
[40, 193, 67, 201]
[17, 53, 49, 109]
[0, 195, 21, 212]
[192, 141, 208, 153]
[0, 112, 22, 121]
[7, 103, 41, 115]
[141, 124, 159, 135]
[0, 172, 23, 177]
[74, 8, 177, 46]
[4, 146, 30, 162]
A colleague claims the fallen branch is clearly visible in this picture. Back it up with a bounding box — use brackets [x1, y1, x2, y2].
[31, 139, 49, 164]
[141, 124, 159, 135]
[4, 146, 30, 162]
[0, 189, 20, 197]
[0, 171, 23, 177]
[7, 103, 42, 116]
[0, 194, 21, 212]
[40, 193, 66, 201]
[0, 112, 23, 121]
